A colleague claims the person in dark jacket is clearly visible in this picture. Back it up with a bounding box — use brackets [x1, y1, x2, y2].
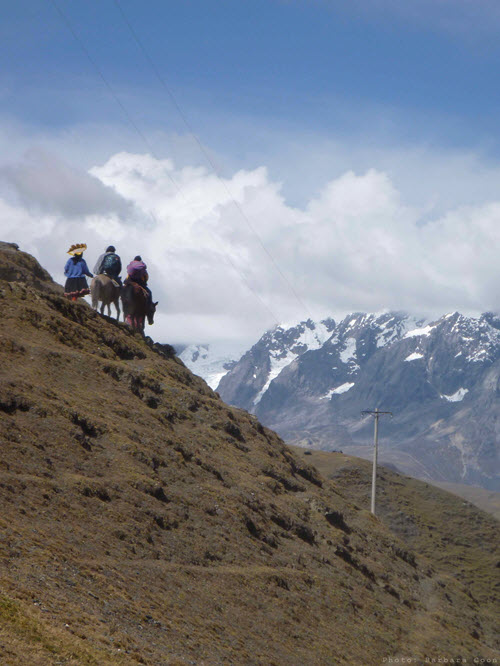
[93, 245, 122, 284]
[64, 243, 93, 300]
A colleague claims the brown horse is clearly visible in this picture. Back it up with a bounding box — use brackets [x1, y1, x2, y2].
[90, 274, 121, 320]
[121, 281, 157, 333]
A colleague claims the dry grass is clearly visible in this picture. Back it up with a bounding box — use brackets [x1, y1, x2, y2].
[0, 243, 498, 664]
[431, 481, 500, 520]
[291, 446, 500, 653]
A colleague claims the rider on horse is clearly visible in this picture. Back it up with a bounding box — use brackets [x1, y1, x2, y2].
[122, 256, 157, 332]
[124, 256, 154, 311]
[93, 246, 122, 285]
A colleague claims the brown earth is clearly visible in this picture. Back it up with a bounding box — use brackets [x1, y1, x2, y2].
[0, 242, 498, 665]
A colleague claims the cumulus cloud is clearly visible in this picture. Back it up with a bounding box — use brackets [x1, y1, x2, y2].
[0, 148, 134, 219]
[2, 149, 500, 347]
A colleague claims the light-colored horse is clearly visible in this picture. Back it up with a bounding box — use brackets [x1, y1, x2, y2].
[90, 274, 121, 320]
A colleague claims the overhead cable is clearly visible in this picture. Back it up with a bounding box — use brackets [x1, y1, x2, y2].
[49, 0, 282, 326]
[113, 0, 314, 321]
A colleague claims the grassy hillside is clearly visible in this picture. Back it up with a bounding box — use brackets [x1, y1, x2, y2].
[290, 446, 500, 652]
[0, 242, 498, 664]
[431, 481, 500, 520]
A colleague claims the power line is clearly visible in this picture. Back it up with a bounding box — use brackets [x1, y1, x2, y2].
[48, 0, 282, 326]
[113, 0, 314, 321]
[50, 1, 155, 165]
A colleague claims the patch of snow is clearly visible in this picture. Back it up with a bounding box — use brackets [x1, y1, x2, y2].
[296, 321, 332, 350]
[276, 319, 334, 347]
[340, 337, 357, 363]
[404, 324, 436, 338]
[328, 332, 340, 346]
[441, 388, 469, 402]
[405, 352, 424, 362]
[253, 319, 337, 406]
[375, 315, 423, 348]
[179, 344, 239, 390]
[253, 352, 297, 405]
[333, 382, 355, 394]
[319, 382, 355, 399]
[208, 370, 232, 390]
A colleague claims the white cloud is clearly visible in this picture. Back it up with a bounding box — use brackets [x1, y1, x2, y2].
[0, 148, 134, 219]
[2, 149, 500, 347]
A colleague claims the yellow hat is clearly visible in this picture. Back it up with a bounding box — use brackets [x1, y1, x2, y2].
[67, 243, 87, 255]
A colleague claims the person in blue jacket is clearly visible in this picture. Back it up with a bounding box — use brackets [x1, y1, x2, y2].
[64, 243, 93, 300]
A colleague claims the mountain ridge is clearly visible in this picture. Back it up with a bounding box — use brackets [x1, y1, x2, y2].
[216, 312, 500, 490]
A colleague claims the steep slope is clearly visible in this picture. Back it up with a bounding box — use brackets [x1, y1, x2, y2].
[290, 446, 500, 648]
[0, 243, 498, 664]
[218, 312, 500, 489]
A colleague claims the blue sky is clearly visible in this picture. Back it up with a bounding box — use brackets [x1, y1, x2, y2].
[2, 0, 500, 209]
[4, 1, 500, 152]
[3, 1, 500, 346]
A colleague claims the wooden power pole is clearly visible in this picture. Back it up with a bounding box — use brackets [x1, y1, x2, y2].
[361, 408, 392, 515]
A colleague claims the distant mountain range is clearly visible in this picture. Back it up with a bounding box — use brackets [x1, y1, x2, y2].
[183, 312, 500, 490]
[178, 344, 237, 390]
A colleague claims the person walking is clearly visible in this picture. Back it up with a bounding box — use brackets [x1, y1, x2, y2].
[64, 243, 93, 300]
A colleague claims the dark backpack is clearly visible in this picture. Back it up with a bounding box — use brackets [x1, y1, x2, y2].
[101, 253, 120, 275]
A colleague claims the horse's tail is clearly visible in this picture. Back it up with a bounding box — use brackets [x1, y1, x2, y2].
[121, 282, 132, 316]
[90, 277, 101, 309]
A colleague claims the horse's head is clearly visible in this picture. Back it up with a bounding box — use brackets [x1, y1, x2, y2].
[147, 301, 158, 326]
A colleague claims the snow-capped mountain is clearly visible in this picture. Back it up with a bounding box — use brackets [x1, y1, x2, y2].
[178, 344, 238, 390]
[217, 311, 500, 490]
[216, 318, 337, 409]
[217, 312, 424, 410]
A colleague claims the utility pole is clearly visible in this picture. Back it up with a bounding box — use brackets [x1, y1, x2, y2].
[361, 408, 392, 515]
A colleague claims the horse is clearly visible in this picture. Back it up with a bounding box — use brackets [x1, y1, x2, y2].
[121, 281, 158, 333]
[90, 274, 121, 320]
